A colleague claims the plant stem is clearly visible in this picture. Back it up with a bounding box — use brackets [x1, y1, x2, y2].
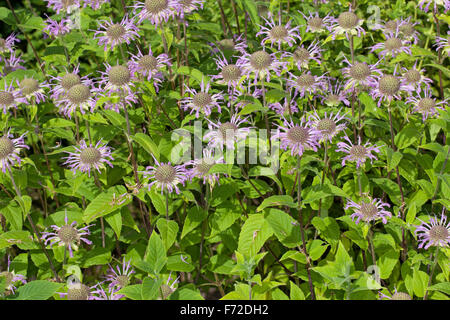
[424, 246, 440, 300]
[317, 140, 328, 217]
[8, 167, 60, 282]
[296, 157, 315, 300]
[195, 182, 210, 283]
[387, 104, 407, 261]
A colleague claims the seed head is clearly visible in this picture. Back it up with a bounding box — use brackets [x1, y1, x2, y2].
[195, 161, 213, 176]
[391, 292, 412, 300]
[67, 84, 90, 104]
[385, 37, 403, 51]
[359, 201, 379, 220]
[317, 118, 337, 136]
[418, 98, 436, 111]
[145, 0, 169, 13]
[109, 65, 131, 86]
[106, 24, 126, 40]
[57, 225, 79, 245]
[116, 275, 130, 288]
[61, 73, 81, 90]
[19, 78, 39, 95]
[349, 63, 371, 81]
[0, 91, 14, 106]
[155, 164, 176, 183]
[221, 64, 241, 82]
[429, 225, 449, 243]
[219, 122, 237, 139]
[378, 75, 401, 96]
[67, 284, 90, 300]
[0, 137, 14, 159]
[138, 55, 158, 71]
[350, 145, 367, 159]
[250, 51, 272, 71]
[296, 74, 315, 88]
[287, 127, 309, 144]
[308, 17, 324, 31]
[80, 147, 102, 165]
[399, 23, 414, 37]
[269, 25, 288, 40]
[192, 92, 212, 109]
[218, 39, 235, 51]
[404, 69, 421, 84]
[338, 12, 359, 29]
[293, 48, 311, 63]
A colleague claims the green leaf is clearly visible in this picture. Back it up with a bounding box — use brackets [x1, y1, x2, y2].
[166, 253, 195, 272]
[181, 206, 207, 239]
[424, 63, 450, 78]
[117, 284, 143, 300]
[104, 209, 122, 239]
[0, 231, 36, 250]
[176, 66, 209, 84]
[385, 147, 403, 172]
[412, 269, 429, 298]
[264, 208, 301, 248]
[134, 133, 160, 160]
[156, 218, 179, 251]
[80, 247, 111, 268]
[377, 250, 399, 279]
[290, 281, 306, 300]
[169, 287, 204, 300]
[237, 214, 273, 257]
[394, 126, 420, 150]
[428, 282, 450, 296]
[141, 277, 162, 300]
[11, 280, 63, 300]
[144, 231, 167, 274]
[311, 217, 340, 249]
[83, 186, 131, 223]
[256, 195, 296, 212]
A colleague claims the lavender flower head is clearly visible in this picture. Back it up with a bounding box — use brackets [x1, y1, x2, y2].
[0, 33, 20, 54]
[336, 135, 380, 168]
[0, 129, 29, 173]
[283, 40, 323, 70]
[43, 16, 72, 37]
[300, 11, 335, 33]
[401, 62, 432, 94]
[186, 147, 224, 187]
[133, 0, 181, 26]
[308, 109, 349, 143]
[212, 54, 243, 92]
[97, 62, 136, 97]
[331, 8, 365, 40]
[370, 31, 412, 58]
[17, 77, 48, 104]
[0, 81, 28, 113]
[141, 157, 188, 195]
[129, 47, 171, 91]
[93, 15, 140, 51]
[56, 79, 98, 118]
[341, 57, 381, 90]
[44, 0, 80, 14]
[178, 0, 204, 18]
[379, 288, 412, 300]
[83, 0, 110, 10]
[287, 71, 327, 98]
[49, 64, 93, 101]
[91, 285, 125, 300]
[370, 69, 408, 107]
[237, 49, 287, 86]
[105, 258, 135, 289]
[268, 97, 299, 116]
[256, 12, 301, 50]
[0, 255, 27, 294]
[415, 210, 450, 249]
[406, 87, 448, 121]
[435, 31, 450, 57]
[1, 52, 26, 76]
[345, 196, 392, 225]
[63, 139, 114, 176]
[41, 211, 92, 258]
[59, 280, 97, 300]
[319, 79, 350, 107]
[398, 17, 420, 44]
[272, 116, 320, 157]
[180, 79, 223, 118]
[418, 0, 449, 13]
[204, 114, 251, 151]
[210, 34, 247, 55]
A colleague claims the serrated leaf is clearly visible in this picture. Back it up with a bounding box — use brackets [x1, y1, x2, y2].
[237, 214, 273, 257]
[11, 280, 63, 300]
[144, 231, 167, 274]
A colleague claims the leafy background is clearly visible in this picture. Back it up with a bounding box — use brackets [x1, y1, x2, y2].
[0, 0, 449, 300]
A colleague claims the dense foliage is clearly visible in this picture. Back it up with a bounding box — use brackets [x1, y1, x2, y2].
[0, 0, 449, 300]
